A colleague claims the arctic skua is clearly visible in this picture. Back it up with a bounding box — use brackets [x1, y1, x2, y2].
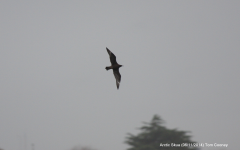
[105, 47, 123, 89]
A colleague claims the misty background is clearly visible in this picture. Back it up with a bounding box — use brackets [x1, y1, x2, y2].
[0, 1, 239, 150]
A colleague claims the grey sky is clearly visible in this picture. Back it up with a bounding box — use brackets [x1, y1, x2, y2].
[0, 1, 239, 150]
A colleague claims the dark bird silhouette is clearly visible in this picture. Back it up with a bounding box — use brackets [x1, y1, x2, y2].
[105, 47, 123, 89]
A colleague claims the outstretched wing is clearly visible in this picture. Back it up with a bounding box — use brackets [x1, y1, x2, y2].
[113, 69, 121, 89]
[106, 47, 118, 65]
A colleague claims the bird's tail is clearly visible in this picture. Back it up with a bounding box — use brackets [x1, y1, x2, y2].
[105, 67, 111, 70]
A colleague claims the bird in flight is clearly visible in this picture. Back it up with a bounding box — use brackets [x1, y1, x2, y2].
[105, 47, 123, 89]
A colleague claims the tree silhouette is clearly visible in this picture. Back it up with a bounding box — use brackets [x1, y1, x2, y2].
[125, 115, 198, 150]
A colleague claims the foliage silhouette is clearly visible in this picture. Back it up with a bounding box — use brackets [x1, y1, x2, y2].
[125, 115, 198, 150]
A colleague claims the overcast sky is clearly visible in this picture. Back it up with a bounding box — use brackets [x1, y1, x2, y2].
[0, 1, 239, 150]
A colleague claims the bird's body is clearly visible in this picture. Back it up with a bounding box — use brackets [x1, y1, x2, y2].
[105, 47, 123, 89]
[105, 64, 122, 70]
